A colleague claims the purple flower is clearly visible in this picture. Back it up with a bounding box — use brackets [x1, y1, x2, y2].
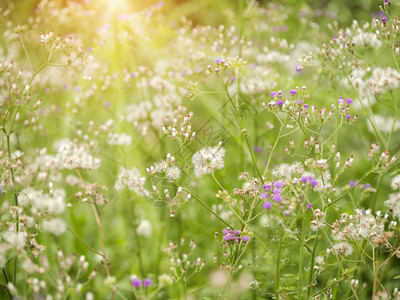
[144, 278, 152, 288]
[132, 278, 142, 288]
[260, 193, 269, 199]
[272, 194, 283, 202]
[274, 181, 285, 188]
[382, 17, 387, 22]
[365, 183, 371, 189]
[241, 236, 250, 243]
[338, 97, 344, 105]
[350, 180, 359, 188]
[283, 210, 291, 216]
[346, 98, 353, 104]
[215, 57, 222, 64]
[270, 91, 277, 97]
[74, 86, 81, 92]
[297, 99, 303, 105]
[309, 179, 318, 187]
[290, 89, 297, 96]
[346, 114, 351, 120]
[277, 100, 284, 106]
[223, 234, 233, 241]
[263, 184, 271, 191]
[232, 230, 241, 235]
[222, 228, 230, 235]
[273, 189, 282, 194]
[300, 176, 309, 183]
[304, 104, 309, 109]
[263, 201, 272, 210]
[296, 65, 302, 72]
[306, 203, 313, 210]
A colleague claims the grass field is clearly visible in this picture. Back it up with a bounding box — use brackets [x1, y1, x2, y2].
[0, 0, 400, 299]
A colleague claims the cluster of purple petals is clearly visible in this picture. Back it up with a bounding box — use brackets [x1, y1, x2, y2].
[222, 228, 250, 243]
[300, 176, 319, 187]
[132, 278, 152, 288]
[262, 181, 286, 209]
[349, 180, 372, 190]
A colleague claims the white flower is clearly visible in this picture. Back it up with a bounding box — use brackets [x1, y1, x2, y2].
[107, 132, 132, 146]
[333, 242, 353, 256]
[3, 231, 26, 250]
[158, 274, 174, 287]
[18, 188, 66, 214]
[385, 192, 400, 219]
[114, 167, 146, 195]
[136, 219, 152, 238]
[391, 175, 400, 190]
[43, 218, 67, 235]
[154, 160, 168, 173]
[166, 166, 181, 180]
[192, 145, 225, 177]
[55, 139, 101, 170]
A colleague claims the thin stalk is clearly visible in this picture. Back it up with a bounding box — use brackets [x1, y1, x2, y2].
[321, 229, 359, 299]
[275, 233, 283, 299]
[263, 118, 289, 177]
[372, 249, 379, 296]
[131, 197, 145, 278]
[306, 230, 319, 298]
[297, 212, 306, 299]
[311, 277, 347, 297]
[222, 82, 263, 181]
[326, 166, 378, 208]
[18, 35, 33, 73]
[90, 202, 115, 300]
[340, 60, 385, 146]
[183, 188, 232, 228]
[2, 269, 12, 299]
[67, 226, 104, 257]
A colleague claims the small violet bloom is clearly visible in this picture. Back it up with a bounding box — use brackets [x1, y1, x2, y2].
[263, 184, 272, 191]
[272, 194, 283, 202]
[241, 236, 250, 243]
[346, 98, 353, 104]
[132, 278, 142, 288]
[263, 201, 272, 210]
[273, 181, 285, 188]
[290, 89, 297, 96]
[144, 278, 152, 288]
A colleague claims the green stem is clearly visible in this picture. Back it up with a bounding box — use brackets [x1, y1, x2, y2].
[306, 230, 319, 298]
[340, 60, 385, 146]
[1, 269, 12, 299]
[222, 81, 263, 182]
[297, 212, 306, 299]
[183, 188, 232, 228]
[275, 233, 283, 299]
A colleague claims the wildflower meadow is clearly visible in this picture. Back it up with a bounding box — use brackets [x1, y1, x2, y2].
[1, 0, 400, 299]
